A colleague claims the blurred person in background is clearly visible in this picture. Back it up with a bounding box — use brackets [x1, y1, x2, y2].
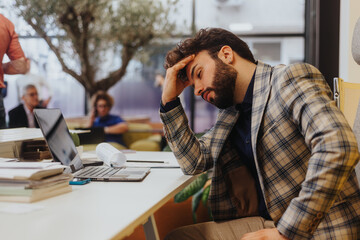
[0, 13, 29, 128]
[154, 72, 165, 89]
[88, 91, 128, 147]
[8, 84, 42, 128]
[16, 58, 52, 108]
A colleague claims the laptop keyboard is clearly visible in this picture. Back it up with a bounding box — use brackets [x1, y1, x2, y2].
[75, 166, 120, 178]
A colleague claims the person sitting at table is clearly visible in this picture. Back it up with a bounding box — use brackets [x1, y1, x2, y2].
[88, 91, 128, 147]
[8, 84, 43, 128]
[16, 58, 52, 108]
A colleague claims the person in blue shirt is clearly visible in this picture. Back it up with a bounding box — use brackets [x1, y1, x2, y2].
[89, 91, 128, 147]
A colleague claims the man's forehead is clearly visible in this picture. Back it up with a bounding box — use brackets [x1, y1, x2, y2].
[186, 51, 208, 77]
[27, 87, 37, 92]
[25, 88, 37, 96]
[185, 59, 195, 78]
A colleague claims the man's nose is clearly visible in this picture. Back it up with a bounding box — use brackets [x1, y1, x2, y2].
[193, 81, 204, 96]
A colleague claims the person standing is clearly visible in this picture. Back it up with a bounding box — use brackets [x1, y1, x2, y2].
[0, 13, 29, 128]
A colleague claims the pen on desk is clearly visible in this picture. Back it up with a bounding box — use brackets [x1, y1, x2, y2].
[126, 160, 166, 163]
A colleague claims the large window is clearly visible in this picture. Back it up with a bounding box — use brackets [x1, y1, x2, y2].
[2, 0, 306, 133]
[191, 0, 305, 132]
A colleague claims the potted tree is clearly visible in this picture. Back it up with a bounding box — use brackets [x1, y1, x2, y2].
[12, 0, 179, 97]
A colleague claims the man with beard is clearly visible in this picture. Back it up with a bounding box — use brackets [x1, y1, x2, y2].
[160, 28, 360, 240]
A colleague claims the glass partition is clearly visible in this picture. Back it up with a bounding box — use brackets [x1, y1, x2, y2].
[2, 0, 305, 133]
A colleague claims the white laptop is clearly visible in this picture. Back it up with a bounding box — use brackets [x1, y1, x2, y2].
[34, 108, 150, 182]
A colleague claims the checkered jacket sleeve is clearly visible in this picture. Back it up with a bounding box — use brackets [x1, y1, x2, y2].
[272, 63, 360, 239]
[160, 105, 215, 174]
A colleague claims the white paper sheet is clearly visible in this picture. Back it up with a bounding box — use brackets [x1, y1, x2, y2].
[125, 151, 180, 168]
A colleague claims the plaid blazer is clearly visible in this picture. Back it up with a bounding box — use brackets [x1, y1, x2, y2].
[160, 61, 360, 239]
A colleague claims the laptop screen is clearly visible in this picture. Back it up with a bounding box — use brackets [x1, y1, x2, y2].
[34, 108, 83, 172]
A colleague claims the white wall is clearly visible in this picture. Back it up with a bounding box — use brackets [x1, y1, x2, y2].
[339, 0, 360, 83]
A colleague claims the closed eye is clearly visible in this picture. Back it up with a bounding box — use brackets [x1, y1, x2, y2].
[197, 70, 202, 79]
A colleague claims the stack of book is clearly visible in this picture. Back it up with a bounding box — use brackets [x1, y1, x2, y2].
[0, 142, 15, 158]
[20, 140, 52, 160]
[0, 128, 44, 158]
[0, 162, 72, 203]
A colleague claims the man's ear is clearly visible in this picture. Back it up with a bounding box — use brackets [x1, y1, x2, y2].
[218, 46, 234, 64]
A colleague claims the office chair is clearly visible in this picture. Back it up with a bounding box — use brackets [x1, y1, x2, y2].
[333, 17, 360, 183]
[333, 16, 360, 128]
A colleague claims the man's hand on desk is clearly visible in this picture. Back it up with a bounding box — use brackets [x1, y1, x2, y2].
[241, 228, 289, 240]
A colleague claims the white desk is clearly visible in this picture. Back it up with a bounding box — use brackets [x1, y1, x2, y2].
[0, 168, 194, 240]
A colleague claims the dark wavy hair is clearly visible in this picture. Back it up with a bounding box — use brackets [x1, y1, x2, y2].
[164, 28, 255, 82]
[92, 90, 114, 109]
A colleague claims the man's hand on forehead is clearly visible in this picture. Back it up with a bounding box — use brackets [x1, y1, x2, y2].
[178, 54, 195, 82]
[162, 54, 195, 104]
[171, 54, 195, 82]
[172, 55, 195, 72]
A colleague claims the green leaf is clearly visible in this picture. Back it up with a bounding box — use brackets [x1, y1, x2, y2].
[201, 185, 210, 206]
[201, 185, 213, 221]
[191, 188, 203, 223]
[70, 132, 80, 146]
[174, 172, 208, 203]
[207, 206, 213, 221]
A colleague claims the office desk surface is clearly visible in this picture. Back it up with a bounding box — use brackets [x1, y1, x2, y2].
[0, 168, 193, 240]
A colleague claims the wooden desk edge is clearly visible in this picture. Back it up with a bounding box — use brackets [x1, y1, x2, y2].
[111, 174, 196, 240]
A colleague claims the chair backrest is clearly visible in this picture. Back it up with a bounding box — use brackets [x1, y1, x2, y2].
[334, 79, 360, 185]
[351, 91, 360, 185]
[122, 123, 153, 147]
[333, 77, 360, 128]
[351, 17, 360, 183]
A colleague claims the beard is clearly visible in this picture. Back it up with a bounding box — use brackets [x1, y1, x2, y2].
[203, 58, 237, 109]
